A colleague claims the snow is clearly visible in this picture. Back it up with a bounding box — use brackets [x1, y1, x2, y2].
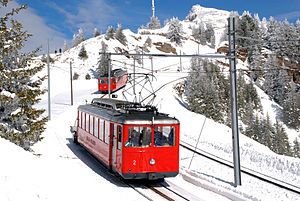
[1, 4, 300, 201]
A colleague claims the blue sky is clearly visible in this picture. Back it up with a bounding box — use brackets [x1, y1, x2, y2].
[3, 0, 300, 52]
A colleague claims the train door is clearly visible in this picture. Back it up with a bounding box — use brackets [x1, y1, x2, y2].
[111, 123, 117, 171]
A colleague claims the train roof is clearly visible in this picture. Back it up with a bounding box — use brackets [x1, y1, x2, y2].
[78, 98, 179, 125]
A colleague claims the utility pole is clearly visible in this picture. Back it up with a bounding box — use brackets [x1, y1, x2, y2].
[47, 39, 51, 120]
[179, 50, 182, 71]
[70, 61, 73, 106]
[133, 58, 136, 101]
[108, 53, 112, 99]
[150, 56, 153, 81]
[228, 16, 241, 187]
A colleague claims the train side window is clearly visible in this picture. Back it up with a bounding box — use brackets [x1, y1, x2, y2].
[82, 112, 86, 130]
[154, 126, 175, 147]
[86, 114, 89, 132]
[117, 125, 122, 150]
[78, 111, 81, 128]
[99, 119, 104, 141]
[105, 121, 110, 144]
[125, 126, 151, 147]
[94, 118, 99, 138]
[90, 116, 94, 135]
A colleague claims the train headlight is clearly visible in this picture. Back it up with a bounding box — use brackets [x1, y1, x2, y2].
[149, 158, 156, 165]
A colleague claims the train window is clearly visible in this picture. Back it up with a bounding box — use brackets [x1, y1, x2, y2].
[90, 116, 94, 135]
[105, 121, 110, 144]
[94, 118, 99, 138]
[125, 126, 151, 147]
[81, 112, 85, 129]
[86, 114, 89, 132]
[154, 126, 175, 147]
[117, 125, 122, 150]
[99, 119, 104, 141]
[78, 111, 81, 127]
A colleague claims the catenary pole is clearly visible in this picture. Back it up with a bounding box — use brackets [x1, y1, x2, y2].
[228, 16, 242, 186]
[70, 61, 73, 105]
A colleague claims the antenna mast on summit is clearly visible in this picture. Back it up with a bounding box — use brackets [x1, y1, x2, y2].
[152, 0, 155, 17]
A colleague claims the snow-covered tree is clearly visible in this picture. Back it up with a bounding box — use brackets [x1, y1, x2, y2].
[292, 138, 300, 158]
[192, 23, 206, 45]
[262, 55, 289, 105]
[78, 45, 88, 60]
[72, 28, 85, 47]
[63, 40, 68, 52]
[185, 58, 224, 123]
[93, 27, 101, 37]
[282, 82, 300, 129]
[115, 24, 127, 45]
[144, 37, 152, 47]
[105, 26, 115, 40]
[273, 120, 291, 156]
[147, 16, 161, 29]
[167, 17, 184, 45]
[97, 41, 109, 76]
[0, 1, 47, 150]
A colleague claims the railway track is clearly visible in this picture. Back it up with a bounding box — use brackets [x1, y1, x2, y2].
[180, 141, 300, 195]
[127, 180, 203, 201]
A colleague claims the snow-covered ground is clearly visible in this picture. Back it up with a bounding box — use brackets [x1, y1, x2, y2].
[1, 4, 300, 201]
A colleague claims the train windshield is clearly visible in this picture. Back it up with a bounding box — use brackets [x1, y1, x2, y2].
[126, 126, 151, 147]
[154, 126, 175, 147]
[125, 126, 175, 147]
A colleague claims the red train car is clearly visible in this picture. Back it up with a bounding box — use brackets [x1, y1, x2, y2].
[71, 98, 180, 180]
[98, 69, 128, 93]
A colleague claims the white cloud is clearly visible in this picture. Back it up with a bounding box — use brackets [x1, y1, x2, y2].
[49, 0, 118, 34]
[0, 1, 67, 54]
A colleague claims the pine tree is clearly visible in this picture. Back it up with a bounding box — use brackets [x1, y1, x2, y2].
[105, 26, 115, 40]
[147, 16, 161, 29]
[185, 58, 224, 123]
[93, 27, 101, 37]
[78, 45, 88, 60]
[144, 37, 152, 47]
[72, 28, 85, 47]
[263, 55, 289, 105]
[282, 81, 300, 129]
[115, 24, 127, 46]
[167, 17, 184, 45]
[63, 40, 68, 52]
[261, 114, 273, 149]
[292, 138, 300, 158]
[192, 23, 206, 45]
[205, 24, 215, 43]
[273, 120, 291, 155]
[97, 41, 109, 76]
[0, 1, 47, 150]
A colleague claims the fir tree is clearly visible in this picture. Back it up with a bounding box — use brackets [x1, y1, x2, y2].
[78, 45, 88, 60]
[167, 17, 184, 45]
[105, 26, 115, 40]
[0, 1, 47, 150]
[282, 81, 300, 129]
[115, 24, 127, 46]
[292, 138, 300, 158]
[93, 27, 101, 37]
[97, 41, 109, 76]
[147, 16, 161, 29]
[144, 37, 152, 47]
[72, 28, 85, 47]
[273, 120, 291, 155]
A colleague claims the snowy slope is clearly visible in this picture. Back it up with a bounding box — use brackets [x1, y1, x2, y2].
[1, 4, 300, 201]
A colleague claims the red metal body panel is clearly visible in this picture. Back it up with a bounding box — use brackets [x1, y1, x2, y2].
[121, 124, 179, 175]
[97, 70, 128, 93]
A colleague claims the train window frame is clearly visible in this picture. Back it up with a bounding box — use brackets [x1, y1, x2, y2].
[81, 112, 85, 130]
[99, 119, 104, 141]
[94, 117, 99, 138]
[125, 126, 151, 148]
[154, 126, 175, 147]
[105, 121, 110, 144]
